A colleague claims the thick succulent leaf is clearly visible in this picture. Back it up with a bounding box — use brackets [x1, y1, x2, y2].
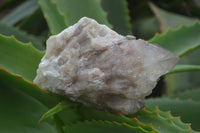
[41, 102, 157, 132]
[77, 105, 157, 132]
[42, 101, 197, 133]
[0, 70, 57, 133]
[63, 120, 150, 133]
[0, 68, 70, 132]
[146, 98, 200, 131]
[176, 89, 200, 102]
[130, 106, 196, 133]
[0, 34, 44, 81]
[101, 0, 132, 35]
[0, 68, 59, 107]
[1, 0, 38, 26]
[165, 47, 200, 94]
[54, 0, 111, 27]
[166, 71, 200, 95]
[39, 102, 67, 123]
[0, 22, 45, 50]
[18, 8, 48, 35]
[178, 47, 200, 65]
[167, 65, 200, 75]
[149, 2, 197, 32]
[148, 2, 200, 93]
[149, 22, 200, 57]
[38, 0, 67, 34]
[41, 102, 156, 131]
[39, 101, 83, 131]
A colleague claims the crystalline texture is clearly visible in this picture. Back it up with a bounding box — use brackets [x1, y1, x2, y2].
[34, 17, 179, 114]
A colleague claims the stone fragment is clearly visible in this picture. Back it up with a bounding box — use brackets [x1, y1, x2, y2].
[34, 17, 179, 114]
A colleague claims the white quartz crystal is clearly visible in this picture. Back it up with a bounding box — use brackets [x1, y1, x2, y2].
[34, 17, 179, 114]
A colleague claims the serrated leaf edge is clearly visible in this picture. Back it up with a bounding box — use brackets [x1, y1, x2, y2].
[140, 106, 195, 132]
[38, 0, 68, 34]
[149, 22, 200, 57]
[65, 119, 153, 133]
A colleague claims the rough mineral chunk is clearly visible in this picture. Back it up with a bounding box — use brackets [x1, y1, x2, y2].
[34, 17, 179, 114]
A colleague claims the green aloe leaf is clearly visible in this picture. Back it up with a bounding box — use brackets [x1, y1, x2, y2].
[39, 102, 67, 123]
[1, 0, 38, 26]
[165, 47, 200, 94]
[40, 102, 157, 132]
[54, 0, 111, 27]
[130, 106, 196, 133]
[149, 22, 200, 57]
[42, 101, 197, 133]
[149, 2, 197, 32]
[176, 88, 200, 102]
[166, 71, 200, 95]
[18, 8, 48, 35]
[0, 34, 44, 81]
[63, 120, 150, 133]
[77, 105, 157, 132]
[167, 65, 200, 75]
[0, 22, 45, 50]
[0, 68, 59, 107]
[101, 0, 132, 35]
[40, 101, 156, 132]
[148, 2, 200, 94]
[38, 0, 67, 34]
[0, 70, 57, 133]
[39, 101, 83, 131]
[146, 98, 200, 131]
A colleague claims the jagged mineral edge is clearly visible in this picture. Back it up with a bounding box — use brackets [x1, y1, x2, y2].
[34, 17, 179, 114]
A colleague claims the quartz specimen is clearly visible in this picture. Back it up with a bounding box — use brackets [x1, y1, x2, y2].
[34, 17, 179, 114]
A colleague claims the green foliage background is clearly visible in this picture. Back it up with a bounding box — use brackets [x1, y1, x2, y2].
[0, 0, 200, 132]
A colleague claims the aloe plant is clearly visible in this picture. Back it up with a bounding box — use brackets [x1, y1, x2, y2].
[0, 0, 200, 132]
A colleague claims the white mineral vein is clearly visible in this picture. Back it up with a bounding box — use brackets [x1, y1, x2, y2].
[34, 17, 179, 114]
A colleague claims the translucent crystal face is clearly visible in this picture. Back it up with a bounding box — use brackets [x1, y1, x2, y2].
[34, 17, 179, 114]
